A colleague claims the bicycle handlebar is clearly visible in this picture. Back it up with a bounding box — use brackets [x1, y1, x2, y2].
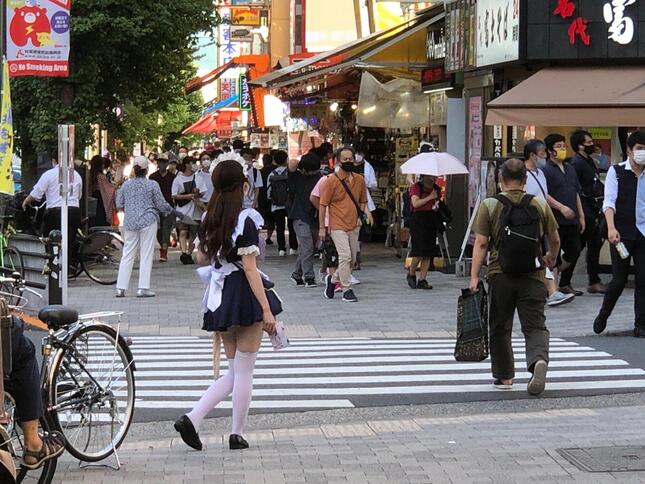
[0, 275, 46, 290]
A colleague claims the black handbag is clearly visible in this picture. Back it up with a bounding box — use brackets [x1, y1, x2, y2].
[454, 283, 489, 362]
[176, 176, 196, 207]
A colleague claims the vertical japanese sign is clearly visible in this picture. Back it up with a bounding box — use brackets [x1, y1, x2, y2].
[238, 73, 251, 111]
[6, 0, 71, 77]
[468, 96, 482, 211]
[0, 62, 14, 195]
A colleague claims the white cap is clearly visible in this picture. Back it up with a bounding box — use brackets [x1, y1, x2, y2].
[133, 155, 149, 169]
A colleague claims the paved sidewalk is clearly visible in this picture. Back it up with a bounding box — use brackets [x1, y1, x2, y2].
[55, 404, 645, 483]
[68, 244, 635, 339]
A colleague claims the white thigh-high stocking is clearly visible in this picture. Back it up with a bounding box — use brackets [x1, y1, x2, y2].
[231, 351, 257, 435]
[186, 360, 235, 429]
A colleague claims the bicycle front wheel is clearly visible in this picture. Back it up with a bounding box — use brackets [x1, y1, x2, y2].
[48, 325, 136, 462]
[80, 231, 123, 285]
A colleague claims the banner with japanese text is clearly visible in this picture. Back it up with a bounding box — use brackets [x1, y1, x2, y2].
[0, 61, 14, 195]
[6, 0, 71, 77]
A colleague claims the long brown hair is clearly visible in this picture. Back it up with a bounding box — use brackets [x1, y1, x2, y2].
[201, 160, 246, 261]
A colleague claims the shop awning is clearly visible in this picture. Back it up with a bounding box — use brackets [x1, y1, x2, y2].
[185, 61, 237, 94]
[203, 95, 239, 114]
[183, 114, 218, 135]
[250, 8, 444, 89]
[486, 66, 645, 127]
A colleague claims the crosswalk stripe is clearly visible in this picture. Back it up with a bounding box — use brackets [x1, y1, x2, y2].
[111, 337, 645, 413]
[123, 369, 645, 388]
[88, 351, 612, 370]
[86, 346, 598, 363]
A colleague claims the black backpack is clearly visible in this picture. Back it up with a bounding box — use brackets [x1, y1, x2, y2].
[494, 194, 542, 275]
[270, 170, 289, 206]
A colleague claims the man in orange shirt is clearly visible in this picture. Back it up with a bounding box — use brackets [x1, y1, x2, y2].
[319, 147, 368, 302]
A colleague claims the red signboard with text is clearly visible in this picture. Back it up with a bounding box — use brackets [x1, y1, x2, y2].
[6, 0, 71, 77]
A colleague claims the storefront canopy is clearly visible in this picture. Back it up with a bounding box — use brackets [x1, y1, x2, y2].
[185, 61, 237, 95]
[250, 9, 444, 89]
[203, 95, 239, 115]
[486, 66, 645, 127]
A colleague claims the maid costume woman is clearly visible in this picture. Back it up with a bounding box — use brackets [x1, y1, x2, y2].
[197, 208, 282, 332]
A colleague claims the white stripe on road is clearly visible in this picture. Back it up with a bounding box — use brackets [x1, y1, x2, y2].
[131, 379, 645, 403]
[135, 399, 355, 409]
[86, 352, 612, 369]
[121, 359, 630, 378]
[121, 368, 645, 388]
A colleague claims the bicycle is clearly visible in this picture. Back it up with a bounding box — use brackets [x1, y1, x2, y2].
[1, 293, 57, 484]
[0, 206, 25, 289]
[18, 197, 124, 286]
[70, 226, 124, 285]
[0, 274, 136, 466]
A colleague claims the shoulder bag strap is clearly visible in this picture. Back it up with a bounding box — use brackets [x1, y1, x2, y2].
[335, 174, 364, 220]
[527, 171, 547, 199]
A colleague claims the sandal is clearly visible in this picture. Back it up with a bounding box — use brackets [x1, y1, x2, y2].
[22, 431, 65, 470]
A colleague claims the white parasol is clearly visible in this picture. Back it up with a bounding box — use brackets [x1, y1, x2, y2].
[399, 152, 469, 176]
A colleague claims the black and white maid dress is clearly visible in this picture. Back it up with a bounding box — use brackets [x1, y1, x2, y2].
[197, 209, 282, 332]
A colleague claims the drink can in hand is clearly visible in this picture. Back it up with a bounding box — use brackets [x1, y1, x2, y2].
[616, 242, 630, 260]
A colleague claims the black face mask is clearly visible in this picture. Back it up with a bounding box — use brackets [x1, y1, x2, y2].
[583, 144, 596, 156]
[341, 162, 355, 173]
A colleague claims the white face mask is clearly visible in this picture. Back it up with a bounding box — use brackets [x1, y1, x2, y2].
[633, 149, 645, 165]
[355, 154, 364, 162]
[178, 152, 187, 161]
[201, 160, 211, 169]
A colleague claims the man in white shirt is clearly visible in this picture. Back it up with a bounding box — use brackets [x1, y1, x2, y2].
[172, 157, 207, 264]
[352, 146, 377, 272]
[523, 139, 574, 308]
[241, 148, 263, 209]
[22, 157, 83, 267]
[196, 153, 214, 204]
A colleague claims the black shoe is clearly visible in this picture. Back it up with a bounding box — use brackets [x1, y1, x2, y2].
[634, 328, 645, 338]
[290, 275, 305, 287]
[417, 280, 433, 290]
[593, 313, 608, 334]
[180, 253, 194, 265]
[229, 434, 249, 450]
[406, 274, 417, 289]
[324, 274, 335, 299]
[342, 289, 358, 303]
[493, 379, 513, 390]
[527, 360, 548, 396]
[265, 239, 274, 246]
[174, 415, 202, 451]
[304, 279, 317, 288]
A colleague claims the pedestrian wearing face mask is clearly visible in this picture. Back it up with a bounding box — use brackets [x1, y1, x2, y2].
[593, 130, 645, 337]
[178, 146, 189, 162]
[543, 133, 586, 296]
[241, 148, 263, 209]
[197, 154, 214, 204]
[319, 147, 368, 302]
[352, 146, 377, 272]
[406, 174, 440, 290]
[523, 140, 575, 308]
[569, 130, 606, 295]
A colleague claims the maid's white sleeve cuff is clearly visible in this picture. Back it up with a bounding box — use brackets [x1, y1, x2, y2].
[237, 245, 260, 256]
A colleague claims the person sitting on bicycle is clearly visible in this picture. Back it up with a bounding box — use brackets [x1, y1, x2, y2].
[5, 317, 65, 469]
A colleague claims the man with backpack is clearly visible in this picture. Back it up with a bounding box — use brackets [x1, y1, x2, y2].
[268, 150, 297, 256]
[470, 159, 560, 396]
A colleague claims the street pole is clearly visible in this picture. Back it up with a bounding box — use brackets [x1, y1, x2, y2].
[57, 124, 74, 305]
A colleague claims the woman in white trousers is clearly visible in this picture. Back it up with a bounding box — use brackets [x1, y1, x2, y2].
[115, 156, 175, 298]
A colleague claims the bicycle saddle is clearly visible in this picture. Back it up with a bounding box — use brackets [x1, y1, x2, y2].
[38, 305, 79, 329]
